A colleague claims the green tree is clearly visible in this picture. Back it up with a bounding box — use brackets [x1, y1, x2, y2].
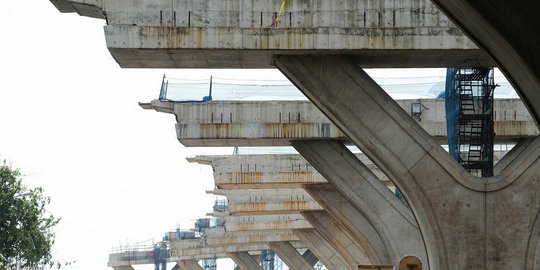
[0, 160, 60, 270]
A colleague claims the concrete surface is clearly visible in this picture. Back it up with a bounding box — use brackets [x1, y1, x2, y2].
[267, 241, 315, 270]
[192, 153, 391, 189]
[49, 0, 492, 68]
[142, 99, 537, 147]
[209, 188, 323, 215]
[294, 229, 351, 270]
[276, 54, 540, 270]
[177, 260, 204, 270]
[294, 140, 426, 267]
[301, 210, 372, 268]
[223, 214, 311, 232]
[227, 252, 263, 270]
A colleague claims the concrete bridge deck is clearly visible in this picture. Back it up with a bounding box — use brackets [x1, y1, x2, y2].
[49, 0, 492, 68]
[190, 154, 387, 189]
[142, 99, 537, 147]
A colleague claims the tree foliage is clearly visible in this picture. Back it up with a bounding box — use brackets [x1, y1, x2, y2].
[0, 161, 60, 270]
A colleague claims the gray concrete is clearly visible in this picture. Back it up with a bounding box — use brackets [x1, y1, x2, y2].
[177, 260, 204, 270]
[142, 99, 537, 147]
[294, 229, 351, 270]
[224, 214, 311, 232]
[301, 250, 319, 267]
[167, 229, 302, 260]
[170, 241, 268, 260]
[202, 227, 300, 246]
[293, 140, 426, 266]
[228, 252, 263, 270]
[276, 54, 540, 270]
[49, 0, 492, 68]
[303, 183, 390, 266]
[208, 188, 323, 215]
[267, 241, 315, 270]
[301, 210, 371, 268]
[430, 0, 540, 128]
[191, 154, 388, 189]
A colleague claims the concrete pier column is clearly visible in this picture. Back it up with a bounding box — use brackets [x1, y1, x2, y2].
[177, 260, 203, 270]
[301, 250, 319, 267]
[267, 242, 315, 270]
[302, 210, 371, 267]
[228, 252, 264, 270]
[276, 55, 540, 270]
[294, 229, 351, 270]
[293, 140, 425, 265]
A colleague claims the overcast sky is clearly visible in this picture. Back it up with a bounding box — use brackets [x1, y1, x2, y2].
[0, 1, 244, 269]
[1, 1, 516, 270]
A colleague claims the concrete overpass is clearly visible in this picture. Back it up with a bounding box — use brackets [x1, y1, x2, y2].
[50, 0, 540, 268]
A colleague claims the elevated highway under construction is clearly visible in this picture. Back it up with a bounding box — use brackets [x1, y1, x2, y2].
[49, 0, 540, 269]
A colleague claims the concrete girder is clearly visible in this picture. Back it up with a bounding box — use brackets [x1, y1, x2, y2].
[202, 228, 300, 246]
[168, 230, 304, 260]
[215, 189, 323, 216]
[301, 250, 319, 267]
[267, 241, 315, 270]
[293, 140, 426, 266]
[224, 214, 311, 232]
[192, 154, 389, 189]
[302, 183, 391, 266]
[225, 201, 321, 216]
[294, 229, 351, 270]
[170, 242, 269, 259]
[142, 99, 538, 147]
[199, 151, 507, 191]
[177, 260, 204, 270]
[430, 0, 540, 128]
[228, 252, 264, 270]
[275, 55, 540, 270]
[49, 0, 492, 68]
[301, 210, 372, 268]
[109, 251, 173, 268]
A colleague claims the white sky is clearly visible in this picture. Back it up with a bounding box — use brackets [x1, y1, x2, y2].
[1, 1, 240, 269]
[0, 1, 515, 270]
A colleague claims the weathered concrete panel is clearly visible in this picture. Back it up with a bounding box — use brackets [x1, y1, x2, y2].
[50, 0, 494, 68]
[143, 99, 538, 147]
[224, 214, 311, 232]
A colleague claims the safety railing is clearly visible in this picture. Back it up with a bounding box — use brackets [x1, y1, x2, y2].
[158, 75, 305, 102]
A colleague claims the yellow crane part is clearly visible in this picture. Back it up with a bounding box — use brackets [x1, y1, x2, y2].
[273, 0, 287, 26]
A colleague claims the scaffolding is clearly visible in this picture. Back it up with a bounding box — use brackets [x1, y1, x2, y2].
[445, 68, 497, 177]
[213, 199, 229, 212]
